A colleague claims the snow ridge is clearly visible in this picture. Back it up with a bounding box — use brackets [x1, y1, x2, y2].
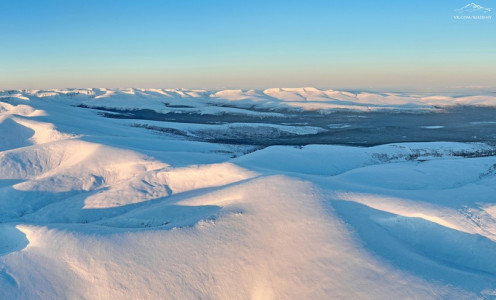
[2, 88, 496, 112]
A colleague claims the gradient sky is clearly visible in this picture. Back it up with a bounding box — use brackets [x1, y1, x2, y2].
[0, 0, 495, 90]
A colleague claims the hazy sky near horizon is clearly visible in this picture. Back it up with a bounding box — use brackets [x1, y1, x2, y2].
[0, 0, 495, 91]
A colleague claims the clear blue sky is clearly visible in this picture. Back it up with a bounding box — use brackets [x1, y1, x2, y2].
[0, 0, 494, 90]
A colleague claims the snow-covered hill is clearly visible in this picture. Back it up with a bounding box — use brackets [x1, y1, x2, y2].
[1, 88, 496, 299]
[2, 87, 496, 112]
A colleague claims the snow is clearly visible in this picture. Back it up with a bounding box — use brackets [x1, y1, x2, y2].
[3, 87, 495, 113]
[420, 125, 444, 129]
[1, 88, 496, 299]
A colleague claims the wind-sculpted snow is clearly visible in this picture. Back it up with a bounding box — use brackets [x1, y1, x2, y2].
[1, 89, 496, 299]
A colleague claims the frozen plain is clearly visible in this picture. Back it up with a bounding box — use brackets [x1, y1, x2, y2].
[1, 88, 496, 299]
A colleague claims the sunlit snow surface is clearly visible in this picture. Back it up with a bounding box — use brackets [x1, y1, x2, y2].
[1, 88, 496, 299]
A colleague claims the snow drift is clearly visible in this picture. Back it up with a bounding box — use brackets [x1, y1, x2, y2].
[1, 88, 496, 299]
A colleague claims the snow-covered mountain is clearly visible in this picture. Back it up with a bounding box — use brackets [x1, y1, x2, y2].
[2, 88, 496, 299]
[2, 87, 496, 112]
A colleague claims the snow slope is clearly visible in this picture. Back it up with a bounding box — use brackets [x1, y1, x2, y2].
[2, 87, 496, 113]
[1, 89, 496, 299]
